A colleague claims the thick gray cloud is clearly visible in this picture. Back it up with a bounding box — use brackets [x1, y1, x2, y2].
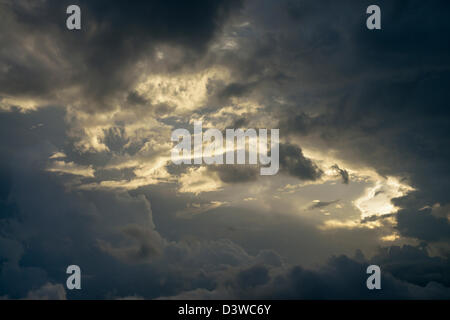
[1, 0, 449, 300]
[279, 144, 323, 181]
[309, 200, 340, 210]
[331, 164, 349, 184]
[208, 165, 259, 184]
[0, 107, 448, 299]
[206, 143, 323, 183]
[259, 0, 450, 244]
[395, 207, 450, 243]
[370, 245, 450, 288]
[0, 0, 242, 110]
[165, 252, 450, 300]
[25, 283, 66, 300]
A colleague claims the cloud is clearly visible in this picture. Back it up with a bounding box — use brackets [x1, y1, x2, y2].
[179, 167, 223, 194]
[0, 0, 243, 111]
[208, 165, 259, 184]
[370, 245, 450, 288]
[396, 207, 450, 242]
[163, 252, 450, 300]
[97, 224, 166, 264]
[331, 164, 349, 184]
[308, 200, 340, 210]
[266, 0, 450, 245]
[1, 0, 449, 300]
[279, 144, 323, 181]
[46, 160, 95, 177]
[25, 283, 66, 300]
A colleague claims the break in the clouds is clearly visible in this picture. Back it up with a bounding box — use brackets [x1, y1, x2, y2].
[0, 0, 449, 299]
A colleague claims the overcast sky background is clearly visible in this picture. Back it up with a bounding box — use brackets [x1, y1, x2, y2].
[0, 0, 449, 299]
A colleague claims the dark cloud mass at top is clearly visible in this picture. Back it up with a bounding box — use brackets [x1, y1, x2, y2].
[0, 0, 242, 110]
[0, 0, 450, 300]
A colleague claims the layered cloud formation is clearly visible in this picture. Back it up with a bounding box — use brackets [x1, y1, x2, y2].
[0, 0, 449, 299]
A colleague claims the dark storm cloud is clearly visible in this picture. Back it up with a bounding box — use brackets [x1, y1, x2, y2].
[237, 265, 270, 289]
[217, 81, 259, 102]
[360, 213, 394, 224]
[208, 165, 259, 184]
[250, 0, 450, 244]
[167, 251, 450, 299]
[280, 75, 450, 242]
[205, 143, 323, 184]
[308, 200, 339, 210]
[206, 1, 450, 294]
[0, 108, 290, 299]
[279, 144, 323, 181]
[0, 0, 243, 110]
[370, 245, 450, 288]
[0, 107, 447, 299]
[0, 123, 208, 298]
[267, 254, 450, 299]
[101, 127, 129, 154]
[126, 91, 149, 106]
[395, 207, 450, 242]
[0, 108, 163, 298]
[331, 164, 349, 184]
[231, 117, 250, 128]
[1, 0, 450, 300]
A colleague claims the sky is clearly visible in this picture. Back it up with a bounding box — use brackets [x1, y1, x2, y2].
[0, 0, 449, 299]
